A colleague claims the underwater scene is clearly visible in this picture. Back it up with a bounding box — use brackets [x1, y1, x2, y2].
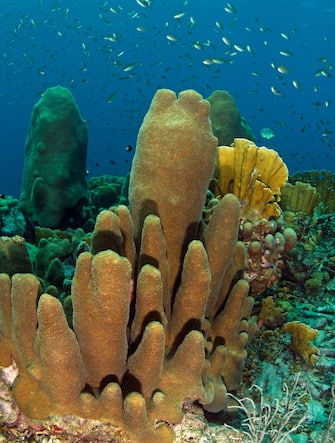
[1, 0, 335, 442]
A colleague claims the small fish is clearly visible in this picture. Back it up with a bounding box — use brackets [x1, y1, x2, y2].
[106, 93, 116, 103]
[128, 11, 139, 19]
[215, 21, 224, 30]
[203, 39, 214, 48]
[233, 44, 244, 52]
[124, 145, 133, 152]
[279, 49, 293, 57]
[292, 80, 302, 90]
[136, 26, 146, 32]
[166, 34, 178, 41]
[270, 85, 284, 96]
[212, 57, 226, 64]
[276, 65, 290, 74]
[315, 68, 332, 78]
[246, 44, 254, 54]
[109, 7, 119, 14]
[104, 33, 118, 42]
[174, 12, 186, 19]
[192, 41, 203, 50]
[224, 2, 236, 14]
[202, 59, 215, 65]
[322, 129, 332, 137]
[189, 16, 196, 26]
[135, 0, 151, 7]
[221, 36, 231, 46]
[260, 127, 275, 140]
[280, 32, 291, 40]
[123, 63, 137, 71]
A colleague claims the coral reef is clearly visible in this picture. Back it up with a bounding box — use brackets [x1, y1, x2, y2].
[207, 90, 254, 145]
[0, 89, 256, 443]
[19, 85, 89, 228]
[204, 138, 294, 295]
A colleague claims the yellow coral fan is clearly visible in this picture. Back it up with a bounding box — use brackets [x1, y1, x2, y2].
[216, 138, 288, 222]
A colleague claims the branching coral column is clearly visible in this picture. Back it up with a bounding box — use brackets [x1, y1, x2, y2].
[0, 89, 256, 443]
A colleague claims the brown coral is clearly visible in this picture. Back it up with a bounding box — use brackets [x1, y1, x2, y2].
[0, 89, 256, 443]
[0, 235, 33, 276]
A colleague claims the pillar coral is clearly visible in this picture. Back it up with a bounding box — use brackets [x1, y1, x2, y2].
[129, 88, 218, 298]
[0, 89, 256, 443]
[19, 85, 88, 228]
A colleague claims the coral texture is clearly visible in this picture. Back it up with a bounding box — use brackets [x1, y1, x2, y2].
[215, 138, 288, 222]
[19, 85, 88, 228]
[0, 235, 32, 276]
[281, 321, 319, 367]
[289, 169, 335, 213]
[0, 89, 256, 443]
[241, 219, 297, 295]
[281, 181, 320, 216]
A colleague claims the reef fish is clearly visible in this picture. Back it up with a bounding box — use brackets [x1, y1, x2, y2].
[260, 127, 276, 139]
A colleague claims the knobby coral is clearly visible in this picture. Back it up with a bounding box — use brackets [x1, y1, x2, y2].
[0, 89, 256, 443]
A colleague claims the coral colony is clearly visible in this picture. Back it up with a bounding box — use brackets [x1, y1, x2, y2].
[0, 87, 334, 442]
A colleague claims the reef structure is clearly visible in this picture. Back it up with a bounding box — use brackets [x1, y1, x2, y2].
[19, 85, 88, 228]
[205, 137, 296, 295]
[0, 89, 256, 442]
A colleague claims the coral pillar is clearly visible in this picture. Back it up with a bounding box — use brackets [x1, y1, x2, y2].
[129, 89, 217, 295]
[20, 86, 88, 227]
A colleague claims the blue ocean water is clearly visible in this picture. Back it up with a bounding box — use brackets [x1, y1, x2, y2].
[1, 0, 334, 197]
